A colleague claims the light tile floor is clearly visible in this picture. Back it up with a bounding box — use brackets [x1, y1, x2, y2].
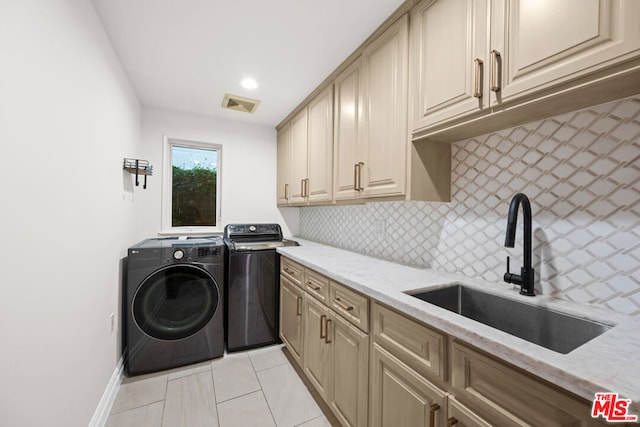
[106, 344, 335, 427]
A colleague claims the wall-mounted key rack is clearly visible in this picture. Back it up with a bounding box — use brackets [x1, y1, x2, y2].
[123, 158, 153, 189]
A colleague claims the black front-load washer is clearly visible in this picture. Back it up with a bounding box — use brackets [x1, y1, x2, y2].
[125, 237, 224, 376]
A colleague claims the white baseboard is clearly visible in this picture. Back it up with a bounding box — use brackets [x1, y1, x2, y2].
[88, 357, 124, 427]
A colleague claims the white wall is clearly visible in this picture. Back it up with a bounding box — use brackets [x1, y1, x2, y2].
[0, 1, 141, 426]
[137, 106, 299, 239]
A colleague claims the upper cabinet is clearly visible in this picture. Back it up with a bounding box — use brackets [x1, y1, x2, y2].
[289, 108, 309, 204]
[278, 0, 640, 207]
[491, 0, 640, 105]
[282, 85, 334, 206]
[307, 86, 334, 203]
[334, 58, 362, 201]
[411, 0, 490, 131]
[334, 15, 410, 201]
[360, 15, 409, 198]
[412, 0, 640, 138]
[276, 122, 291, 206]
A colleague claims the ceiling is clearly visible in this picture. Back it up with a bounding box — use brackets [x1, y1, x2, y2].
[91, 0, 405, 127]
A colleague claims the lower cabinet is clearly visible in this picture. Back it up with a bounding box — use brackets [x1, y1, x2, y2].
[370, 343, 492, 427]
[450, 342, 602, 427]
[370, 343, 447, 427]
[281, 257, 369, 427]
[329, 310, 369, 427]
[304, 293, 369, 427]
[279, 275, 304, 366]
[281, 258, 603, 427]
[303, 296, 332, 398]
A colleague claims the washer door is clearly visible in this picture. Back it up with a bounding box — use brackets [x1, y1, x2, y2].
[133, 264, 219, 341]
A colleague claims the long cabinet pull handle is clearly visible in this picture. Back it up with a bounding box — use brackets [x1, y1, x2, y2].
[301, 179, 305, 198]
[429, 403, 440, 427]
[333, 297, 354, 311]
[325, 318, 331, 343]
[490, 50, 501, 92]
[353, 163, 359, 190]
[283, 267, 294, 275]
[357, 162, 364, 191]
[320, 314, 327, 339]
[284, 183, 289, 199]
[473, 58, 483, 98]
[296, 296, 302, 316]
[306, 178, 310, 197]
[447, 417, 458, 427]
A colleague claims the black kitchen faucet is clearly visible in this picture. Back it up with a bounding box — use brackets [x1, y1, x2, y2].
[504, 193, 535, 296]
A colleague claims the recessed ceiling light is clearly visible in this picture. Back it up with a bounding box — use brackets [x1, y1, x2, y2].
[241, 78, 258, 89]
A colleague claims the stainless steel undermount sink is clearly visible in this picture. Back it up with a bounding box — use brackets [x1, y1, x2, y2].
[407, 284, 613, 354]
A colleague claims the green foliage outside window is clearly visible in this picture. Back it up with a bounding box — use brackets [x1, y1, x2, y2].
[172, 165, 217, 227]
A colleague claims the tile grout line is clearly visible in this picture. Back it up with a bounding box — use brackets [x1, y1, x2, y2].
[215, 386, 265, 403]
[209, 362, 221, 427]
[252, 361, 279, 427]
[251, 347, 326, 427]
[294, 414, 326, 427]
[159, 375, 169, 427]
[108, 398, 166, 417]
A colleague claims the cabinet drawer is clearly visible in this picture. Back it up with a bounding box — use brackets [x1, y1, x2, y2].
[372, 302, 445, 383]
[451, 342, 599, 427]
[329, 281, 369, 333]
[281, 257, 304, 287]
[447, 397, 493, 427]
[303, 268, 330, 304]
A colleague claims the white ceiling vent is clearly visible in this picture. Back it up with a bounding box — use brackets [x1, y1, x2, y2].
[222, 93, 260, 113]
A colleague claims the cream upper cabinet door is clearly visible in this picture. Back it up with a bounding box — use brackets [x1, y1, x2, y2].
[328, 312, 369, 427]
[307, 85, 334, 203]
[411, 0, 490, 130]
[333, 58, 362, 201]
[491, 0, 640, 105]
[303, 296, 332, 400]
[276, 123, 291, 206]
[279, 276, 304, 366]
[289, 108, 308, 203]
[370, 343, 448, 427]
[289, 108, 308, 204]
[360, 14, 409, 198]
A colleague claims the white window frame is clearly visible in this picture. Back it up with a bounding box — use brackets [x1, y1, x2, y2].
[161, 135, 222, 234]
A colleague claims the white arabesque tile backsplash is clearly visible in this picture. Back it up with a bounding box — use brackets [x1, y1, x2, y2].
[300, 95, 640, 316]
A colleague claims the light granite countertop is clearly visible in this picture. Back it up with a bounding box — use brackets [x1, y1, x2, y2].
[278, 238, 640, 414]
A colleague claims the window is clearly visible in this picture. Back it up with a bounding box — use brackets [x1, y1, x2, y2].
[162, 137, 221, 233]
